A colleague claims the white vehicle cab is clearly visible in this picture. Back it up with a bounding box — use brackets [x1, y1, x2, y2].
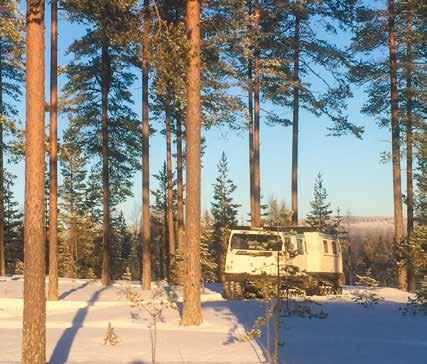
[223, 226, 344, 299]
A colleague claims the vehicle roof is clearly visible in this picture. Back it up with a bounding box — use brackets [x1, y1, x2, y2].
[231, 226, 337, 238]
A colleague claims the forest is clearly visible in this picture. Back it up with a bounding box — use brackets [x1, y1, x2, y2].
[0, 0, 425, 363]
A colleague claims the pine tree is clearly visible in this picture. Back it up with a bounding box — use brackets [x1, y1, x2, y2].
[0, 0, 25, 276]
[349, 0, 425, 291]
[265, 1, 363, 225]
[62, 0, 141, 284]
[22, 1, 46, 362]
[211, 152, 239, 281]
[305, 173, 333, 232]
[182, 0, 203, 326]
[141, 0, 152, 290]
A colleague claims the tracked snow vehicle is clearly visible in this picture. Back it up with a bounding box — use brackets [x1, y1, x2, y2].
[223, 226, 344, 299]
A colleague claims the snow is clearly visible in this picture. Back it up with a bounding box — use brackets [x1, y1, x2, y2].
[0, 277, 425, 363]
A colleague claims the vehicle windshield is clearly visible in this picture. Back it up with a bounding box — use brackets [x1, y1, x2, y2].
[230, 233, 282, 251]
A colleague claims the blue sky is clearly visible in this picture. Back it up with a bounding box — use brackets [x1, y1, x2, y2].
[7, 3, 402, 224]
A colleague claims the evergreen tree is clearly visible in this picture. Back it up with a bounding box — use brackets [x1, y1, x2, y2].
[263, 0, 363, 225]
[0, 0, 25, 276]
[305, 173, 333, 232]
[59, 121, 92, 278]
[62, 0, 141, 284]
[211, 152, 239, 280]
[151, 162, 176, 281]
[333, 207, 351, 283]
[200, 210, 218, 282]
[3, 170, 23, 274]
[111, 210, 133, 279]
[349, 0, 425, 290]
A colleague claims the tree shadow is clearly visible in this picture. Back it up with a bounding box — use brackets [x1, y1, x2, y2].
[58, 281, 90, 300]
[49, 286, 107, 363]
[202, 299, 270, 363]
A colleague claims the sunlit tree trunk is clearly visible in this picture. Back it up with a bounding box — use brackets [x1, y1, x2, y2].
[181, 0, 202, 326]
[0, 38, 5, 276]
[22, 1, 46, 362]
[405, 7, 415, 291]
[165, 106, 176, 276]
[101, 38, 112, 285]
[48, 0, 58, 301]
[291, 9, 300, 226]
[141, 0, 152, 290]
[387, 0, 406, 291]
[252, 0, 261, 227]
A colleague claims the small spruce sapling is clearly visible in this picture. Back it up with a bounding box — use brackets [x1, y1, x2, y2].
[351, 270, 383, 307]
[104, 322, 119, 346]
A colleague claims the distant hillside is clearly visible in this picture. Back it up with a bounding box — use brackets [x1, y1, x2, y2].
[302, 216, 397, 245]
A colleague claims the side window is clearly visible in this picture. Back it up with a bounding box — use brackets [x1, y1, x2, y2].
[323, 240, 329, 254]
[297, 239, 304, 254]
[332, 241, 337, 255]
[285, 237, 292, 251]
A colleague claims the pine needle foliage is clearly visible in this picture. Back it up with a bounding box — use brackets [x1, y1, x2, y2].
[62, 0, 142, 206]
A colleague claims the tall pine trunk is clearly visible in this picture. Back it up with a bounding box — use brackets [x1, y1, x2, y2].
[248, 62, 255, 226]
[247, 1, 255, 227]
[252, 0, 261, 227]
[48, 0, 58, 300]
[387, 0, 406, 291]
[141, 0, 152, 290]
[101, 38, 112, 285]
[291, 10, 300, 226]
[0, 38, 5, 276]
[165, 106, 176, 276]
[176, 114, 185, 282]
[181, 0, 202, 326]
[405, 8, 415, 291]
[22, 1, 46, 362]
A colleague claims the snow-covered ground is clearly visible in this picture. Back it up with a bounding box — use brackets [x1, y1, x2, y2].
[0, 277, 425, 363]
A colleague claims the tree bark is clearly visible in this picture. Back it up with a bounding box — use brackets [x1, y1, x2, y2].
[0, 38, 5, 276]
[101, 38, 112, 285]
[22, 1, 46, 362]
[176, 113, 185, 283]
[48, 0, 58, 301]
[291, 10, 300, 227]
[141, 0, 152, 290]
[387, 0, 406, 291]
[181, 0, 202, 326]
[247, 0, 255, 227]
[405, 8, 415, 291]
[252, 0, 261, 227]
[165, 106, 176, 276]
[248, 65, 255, 226]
